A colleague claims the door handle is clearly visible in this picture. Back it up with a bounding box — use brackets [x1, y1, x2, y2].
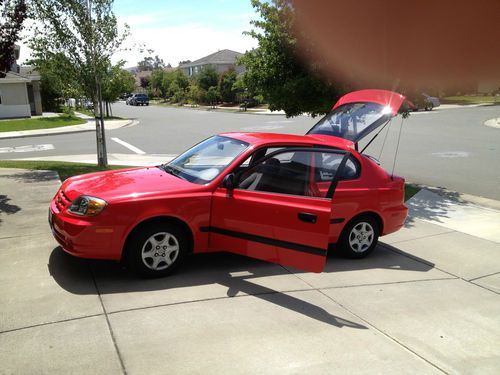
[298, 212, 317, 224]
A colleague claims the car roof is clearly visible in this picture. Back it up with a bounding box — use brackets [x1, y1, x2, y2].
[218, 132, 355, 150]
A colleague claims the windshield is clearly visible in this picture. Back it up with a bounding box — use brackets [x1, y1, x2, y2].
[307, 102, 391, 142]
[162, 135, 249, 184]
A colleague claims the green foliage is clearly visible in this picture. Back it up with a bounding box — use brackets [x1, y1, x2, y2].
[30, 52, 84, 111]
[206, 86, 219, 107]
[101, 64, 136, 103]
[0, 0, 27, 73]
[149, 69, 189, 103]
[240, 0, 343, 117]
[218, 68, 238, 103]
[187, 83, 205, 105]
[196, 65, 219, 91]
[137, 55, 166, 71]
[29, 0, 129, 104]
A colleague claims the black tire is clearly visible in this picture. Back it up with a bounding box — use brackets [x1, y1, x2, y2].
[425, 103, 433, 111]
[338, 215, 379, 258]
[125, 222, 188, 278]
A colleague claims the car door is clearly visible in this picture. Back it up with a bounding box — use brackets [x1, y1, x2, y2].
[207, 147, 351, 273]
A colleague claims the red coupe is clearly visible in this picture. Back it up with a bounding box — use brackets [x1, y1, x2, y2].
[49, 89, 408, 277]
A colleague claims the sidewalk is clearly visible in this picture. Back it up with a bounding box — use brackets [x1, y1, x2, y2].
[0, 167, 499, 374]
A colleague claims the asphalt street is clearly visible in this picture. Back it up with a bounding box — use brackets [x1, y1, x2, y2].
[1, 102, 499, 200]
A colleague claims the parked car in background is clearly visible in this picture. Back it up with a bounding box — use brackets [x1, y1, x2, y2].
[422, 93, 440, 110]
[407, 93, 441, 111]
[49, 89, 409, 278]
[127, 93, 149, 106]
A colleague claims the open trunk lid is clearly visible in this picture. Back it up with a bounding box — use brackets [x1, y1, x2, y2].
[307, 89, 406, 144]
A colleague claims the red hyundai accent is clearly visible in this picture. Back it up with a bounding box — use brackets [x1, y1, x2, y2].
[49, 89, 408, 277]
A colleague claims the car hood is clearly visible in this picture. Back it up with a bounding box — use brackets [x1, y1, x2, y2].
[61, 167, 198, 202]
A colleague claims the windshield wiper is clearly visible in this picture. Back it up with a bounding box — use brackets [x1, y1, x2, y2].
[159, 164, 188, 181]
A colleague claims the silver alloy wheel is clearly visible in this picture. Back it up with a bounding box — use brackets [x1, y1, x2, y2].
[348, 222, 375, 253]
[141, 232, 180, 271]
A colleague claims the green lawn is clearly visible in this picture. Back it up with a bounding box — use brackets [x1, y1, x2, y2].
[76, 108, 123, 120]
[0, 160, 422, 201]
[0, 116, 86, 133]
[0, 160, 131, 181]
[405, 184, 420, 201]
[442, 95, 500, 105]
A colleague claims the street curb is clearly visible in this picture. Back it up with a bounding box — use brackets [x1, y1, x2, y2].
[149, 102, 291, 116]
[0, 119, 137, 140]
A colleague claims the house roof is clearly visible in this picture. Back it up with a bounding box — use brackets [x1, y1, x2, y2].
[0, 72, 30, 83]
[179, 49, 243, 68]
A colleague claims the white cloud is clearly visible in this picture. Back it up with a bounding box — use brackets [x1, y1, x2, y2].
[114, 21, 258, 67]
[16, 10, 259, 68]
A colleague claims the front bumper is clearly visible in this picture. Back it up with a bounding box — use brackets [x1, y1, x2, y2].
[49, 199, 119, 260]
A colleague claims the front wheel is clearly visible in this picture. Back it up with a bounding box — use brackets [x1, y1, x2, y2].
[125, 223, 188, 277]
[338, 216, 379, 258]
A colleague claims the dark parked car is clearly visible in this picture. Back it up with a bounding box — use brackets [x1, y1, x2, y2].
[406, 93, 441, 111]
[127, 94, 149, 106]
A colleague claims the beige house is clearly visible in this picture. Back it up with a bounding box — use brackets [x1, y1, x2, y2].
[179, 49, 244, 77]
[0, 46, 42, 119]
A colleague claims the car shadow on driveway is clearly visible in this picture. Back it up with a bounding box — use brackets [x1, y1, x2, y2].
[47, 244, 436, 329]
[0, 170, 60, 183]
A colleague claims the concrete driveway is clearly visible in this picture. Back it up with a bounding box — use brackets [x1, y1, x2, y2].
[1, 168, 499, 374]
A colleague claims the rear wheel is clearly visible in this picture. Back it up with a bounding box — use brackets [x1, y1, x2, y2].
[339, 216, 379, 258]
[125, 223, 188, 277]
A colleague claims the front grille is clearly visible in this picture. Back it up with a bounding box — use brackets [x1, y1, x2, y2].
[55, 190, 71, 211]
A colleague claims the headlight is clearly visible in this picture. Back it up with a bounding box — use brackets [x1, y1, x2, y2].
[68, 195, 107, 216]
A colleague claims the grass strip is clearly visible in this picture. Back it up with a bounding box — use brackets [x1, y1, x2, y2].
[0, 160, 131, 181]
[442, 95, 499, 105]
[0, 116, 87, 132]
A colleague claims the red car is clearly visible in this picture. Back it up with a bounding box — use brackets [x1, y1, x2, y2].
[49, 89, 408, 277]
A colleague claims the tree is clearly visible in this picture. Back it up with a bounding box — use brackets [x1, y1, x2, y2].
[101, 64, 135, 116]
[30, 53, 83, 111]
[29, 0, 129, 166]
[138, 55, 166, 71]
[150, 69, 167, 98]
[0, 0, 27, 74]
[240, 0, 343, 117]
[139, 76, 150, 90]
[206, 86, 219, 108]
[187, 83, 204, 105]
[137, 56, 154, 71]
[219, 68, 237, 103]
[196, 65, 219, 91]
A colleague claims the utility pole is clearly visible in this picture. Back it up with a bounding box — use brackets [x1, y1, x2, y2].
[88, 0, 107, 167]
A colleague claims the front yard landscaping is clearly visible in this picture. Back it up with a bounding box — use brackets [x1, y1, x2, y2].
[442, 95, 500, 105]
[0, 116, 86, 133]
[0, 160, 129, 181]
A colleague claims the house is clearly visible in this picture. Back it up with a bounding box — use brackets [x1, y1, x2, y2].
[179, 49, 244, 77]
[0, 46, 42, 119]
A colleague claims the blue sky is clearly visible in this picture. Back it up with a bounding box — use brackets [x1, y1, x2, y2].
[112, 0, 259, 67]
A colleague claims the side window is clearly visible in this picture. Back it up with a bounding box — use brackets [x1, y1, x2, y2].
[315, 154, 359, 182]
[236, 149, 347, 198]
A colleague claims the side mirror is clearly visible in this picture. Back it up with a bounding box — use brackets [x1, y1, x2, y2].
[222, 173, 235, 190]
